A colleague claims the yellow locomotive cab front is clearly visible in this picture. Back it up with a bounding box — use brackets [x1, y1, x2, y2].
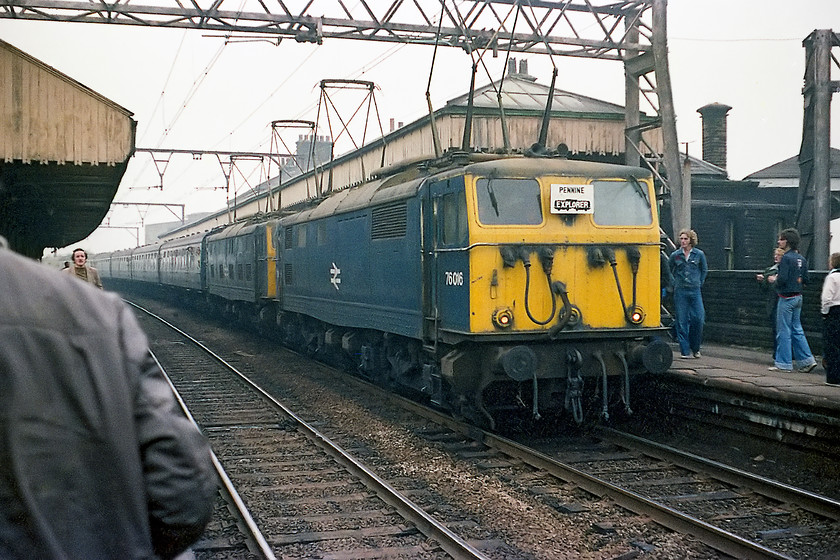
[465, 167, 662, 335]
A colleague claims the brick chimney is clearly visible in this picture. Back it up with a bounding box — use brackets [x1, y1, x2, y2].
[505, 57, 537, 82]
[697, 102, 732, 170]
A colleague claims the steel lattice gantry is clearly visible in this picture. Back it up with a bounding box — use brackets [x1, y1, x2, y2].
[0, 0, 656, 57]
[0, 0, 685, 236]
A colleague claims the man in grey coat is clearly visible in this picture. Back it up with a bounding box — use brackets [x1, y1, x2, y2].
[0, 239, 216, 559]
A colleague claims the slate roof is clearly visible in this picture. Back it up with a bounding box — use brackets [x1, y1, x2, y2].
[744, 147, 840, 179]
[683, 153, 727, 178]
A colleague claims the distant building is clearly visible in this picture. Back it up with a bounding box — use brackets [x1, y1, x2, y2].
[145, 213, 213, 243]
[744, 148, 840, 192]
[660, 104, 795, 270]
[666, 104, 840, 270]
[280, 135, 333, 183]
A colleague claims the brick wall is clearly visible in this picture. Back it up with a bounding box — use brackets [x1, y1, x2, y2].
[695, 270, 827, 354]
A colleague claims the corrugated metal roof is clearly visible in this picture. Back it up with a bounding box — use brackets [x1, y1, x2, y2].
[445, 75, 625, 116]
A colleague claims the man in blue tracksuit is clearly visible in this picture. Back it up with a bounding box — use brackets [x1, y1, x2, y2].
[770, 228, 818, 372]
[669, 229, 708, 359]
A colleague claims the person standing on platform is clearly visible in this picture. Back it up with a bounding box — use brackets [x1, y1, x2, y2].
[62, 247, 103, 289]
[820, 252, 840, 386]
[669, 229, 708, 359]
[0, 238, 217, 559]
[756, 248, 785, 358]
[769, 228, 818, 373]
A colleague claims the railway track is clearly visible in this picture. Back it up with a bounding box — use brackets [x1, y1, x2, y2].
[130, 295, 840, 559]
[134, 303, 491, 559]
[159, 352, 272, 559]
[517, 428, 840, 559]
[377, 389, 840, 559]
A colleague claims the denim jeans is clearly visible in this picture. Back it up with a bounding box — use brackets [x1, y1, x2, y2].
[774, 294, 815, 370]
[674, 287, 704, 356]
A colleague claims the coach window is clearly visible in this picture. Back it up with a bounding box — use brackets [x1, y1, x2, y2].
[475, 178, 542, 225]
[297, 225, 307, 248]
[237, 264, 243, 280]
[229, 264, 234, 279]
[592, 179, 652, 226]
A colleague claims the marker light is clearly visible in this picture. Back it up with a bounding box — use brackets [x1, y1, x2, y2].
[627, 306, 645, 325]
[492, 307, 514, 329]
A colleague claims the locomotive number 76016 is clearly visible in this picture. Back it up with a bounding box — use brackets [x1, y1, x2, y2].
[444, 271, 464, 286]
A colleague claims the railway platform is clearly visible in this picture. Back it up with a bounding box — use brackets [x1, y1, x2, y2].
[666, 343, 840, 409]
[651, 343, 840, 454]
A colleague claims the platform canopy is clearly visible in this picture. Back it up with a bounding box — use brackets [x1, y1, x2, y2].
[0, 39, 135, 258]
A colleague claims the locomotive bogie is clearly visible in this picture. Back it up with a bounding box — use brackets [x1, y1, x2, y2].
[440, 336, 670, 427]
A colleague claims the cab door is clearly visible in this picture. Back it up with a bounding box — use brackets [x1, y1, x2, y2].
[422, 175, 470, 343]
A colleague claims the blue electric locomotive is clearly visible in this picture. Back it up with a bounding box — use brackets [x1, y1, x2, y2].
[95, 151, 672, 429]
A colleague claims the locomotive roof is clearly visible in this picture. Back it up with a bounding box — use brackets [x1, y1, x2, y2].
[459, 156, 652, 180]
[205, 219, 268, 241]
[279, 156, 651, 225]
[280, 170, 426, 224]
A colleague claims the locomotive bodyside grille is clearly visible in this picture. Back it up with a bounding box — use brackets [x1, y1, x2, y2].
[371, 202, 407, 239]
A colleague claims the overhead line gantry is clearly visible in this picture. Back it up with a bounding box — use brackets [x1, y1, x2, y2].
[0, 0, 687, 235]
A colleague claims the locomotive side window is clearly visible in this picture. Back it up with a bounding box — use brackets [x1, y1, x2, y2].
[592, 179, 652, 226]
[316, 221, 327, 245]
[440, 191, 468, 246]
[475, 178, 542, 225]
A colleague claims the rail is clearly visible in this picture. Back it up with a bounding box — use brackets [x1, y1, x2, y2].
[131, 300, 489, 560]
